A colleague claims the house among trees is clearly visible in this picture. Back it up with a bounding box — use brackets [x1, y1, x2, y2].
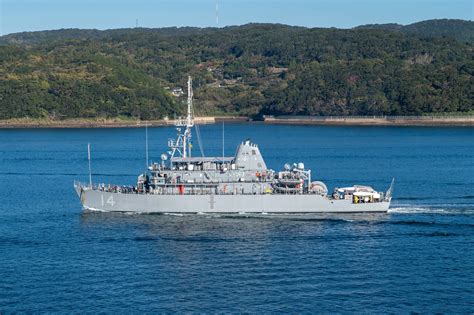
[171, 87, 184, 97]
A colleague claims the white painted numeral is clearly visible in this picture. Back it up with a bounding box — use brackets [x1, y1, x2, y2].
[107, 195, 116, 206]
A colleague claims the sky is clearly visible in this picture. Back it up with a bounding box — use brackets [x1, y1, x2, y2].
[0, 0, 472, 36]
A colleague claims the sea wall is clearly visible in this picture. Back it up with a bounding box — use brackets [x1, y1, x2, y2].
[0, 116, 248, 128]
[264, 115, 474, 126]
[2, 115, 473, 128]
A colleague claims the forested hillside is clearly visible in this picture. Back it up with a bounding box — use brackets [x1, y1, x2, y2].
[0, 20, 472, 120]
[356, 19, 474, 43]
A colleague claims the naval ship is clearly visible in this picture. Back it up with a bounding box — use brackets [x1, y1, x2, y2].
[74, 76, 393, 213]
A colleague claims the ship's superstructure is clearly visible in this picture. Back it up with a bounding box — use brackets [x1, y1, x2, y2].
[74, 76, 393, 213]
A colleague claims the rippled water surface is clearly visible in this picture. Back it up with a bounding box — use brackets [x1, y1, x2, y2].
[1, 124, 473, 312]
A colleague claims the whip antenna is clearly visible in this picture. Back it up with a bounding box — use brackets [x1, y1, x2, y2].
[222, 121, 225, 162]
[192, 105, 205, 157]
[145, 122, 149, 170]
[87, 143, 92, 188]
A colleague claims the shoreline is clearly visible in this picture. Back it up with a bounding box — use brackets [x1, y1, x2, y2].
[0, 116, 249, 129]
[1, 115, 474, 128]
[263, 116, 474, 127]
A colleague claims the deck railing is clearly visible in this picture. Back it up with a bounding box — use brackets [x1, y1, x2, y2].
[75, 181, 318, 196]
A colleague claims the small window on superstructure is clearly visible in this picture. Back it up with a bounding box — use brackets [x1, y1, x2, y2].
[252, 150, 256, 155]
[257, 163, 262, 168]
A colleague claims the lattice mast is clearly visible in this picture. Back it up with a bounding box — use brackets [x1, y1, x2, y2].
[168, 76, 194, 159]
[183, 76, 194, 158]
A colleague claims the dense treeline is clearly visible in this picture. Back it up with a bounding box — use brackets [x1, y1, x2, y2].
[0, 19, 472, 119]
[356, 19, 474, 44]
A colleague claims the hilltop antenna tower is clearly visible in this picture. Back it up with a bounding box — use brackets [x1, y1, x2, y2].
[215, 1, 219, 26]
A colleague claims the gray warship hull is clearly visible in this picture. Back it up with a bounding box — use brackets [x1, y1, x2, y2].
[75, 184, 390, 213]
[74, 76, 393, 214]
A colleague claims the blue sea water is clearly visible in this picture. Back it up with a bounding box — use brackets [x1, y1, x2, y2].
[0, 124, 473, 313]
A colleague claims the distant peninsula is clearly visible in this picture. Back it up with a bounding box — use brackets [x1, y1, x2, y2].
[0, 19, 472, 122]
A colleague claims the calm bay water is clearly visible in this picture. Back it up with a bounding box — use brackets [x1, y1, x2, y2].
[0, 124, 473, 312]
